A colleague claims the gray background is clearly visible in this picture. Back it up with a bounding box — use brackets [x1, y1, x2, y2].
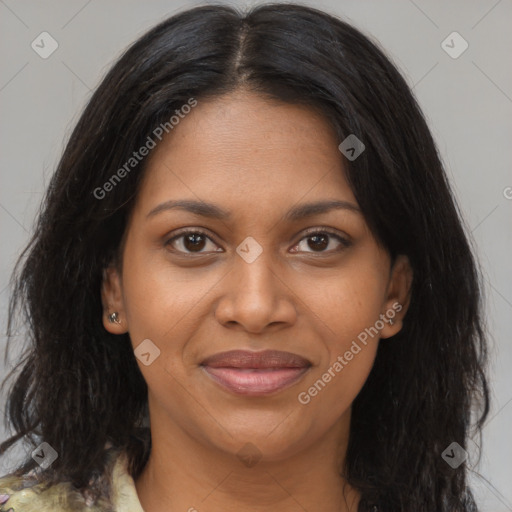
[0, 1, 510, 510]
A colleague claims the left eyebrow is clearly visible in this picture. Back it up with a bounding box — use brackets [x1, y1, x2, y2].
[146, 199, 361, 221]
[282, 199, 361, 221]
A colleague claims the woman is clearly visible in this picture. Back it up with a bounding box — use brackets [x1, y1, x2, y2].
[0, 3, 489, 511]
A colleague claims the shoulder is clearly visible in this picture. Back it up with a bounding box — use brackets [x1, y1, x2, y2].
[0, 447, 133, 512]
[0, 471, 111, 512]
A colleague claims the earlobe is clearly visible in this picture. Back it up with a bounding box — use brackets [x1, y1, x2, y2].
[107, 311, 121, 325]
[101, 265, 128, 334]
[380, 255, 413, 339]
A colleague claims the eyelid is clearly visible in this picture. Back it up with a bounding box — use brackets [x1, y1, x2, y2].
[164, 225, 352, 254]
[298, 226, 352, 245]
[165, 227, 221, 250]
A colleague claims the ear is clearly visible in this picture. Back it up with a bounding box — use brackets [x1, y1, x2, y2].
[379, 254, 413, 339]
[101, 265, 128, 334]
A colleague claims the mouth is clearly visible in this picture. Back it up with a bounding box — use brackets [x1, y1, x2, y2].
[200, 350, 312, 396]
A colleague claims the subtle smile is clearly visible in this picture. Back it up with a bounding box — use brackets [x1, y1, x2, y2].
[200, 349, 312, 396]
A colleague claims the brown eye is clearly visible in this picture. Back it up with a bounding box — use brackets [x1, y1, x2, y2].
[291, 229, 351, 254]
[165, 230, 221, 254]
[306, 233, 329, 251]
[182, 232, 207, 252]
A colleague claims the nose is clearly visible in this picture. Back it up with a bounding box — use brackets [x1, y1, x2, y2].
[214, 243, 297, 333]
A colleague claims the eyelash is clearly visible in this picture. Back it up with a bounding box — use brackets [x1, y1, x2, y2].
[164, 227, 351, 255]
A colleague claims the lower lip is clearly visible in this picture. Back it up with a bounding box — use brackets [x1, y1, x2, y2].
[201, 366, 310, 396]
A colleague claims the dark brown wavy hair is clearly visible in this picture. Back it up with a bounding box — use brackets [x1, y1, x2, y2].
[1, 3, 489, 511]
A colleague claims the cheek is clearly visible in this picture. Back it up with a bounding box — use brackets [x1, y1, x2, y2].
[297, 293, 381, 418]
[293, 257, 386, 411]
[119, 250, 205, 394]
[297, 342, 378, 426]
[120, 239, 210, 337]
[299, 256, 388, 345]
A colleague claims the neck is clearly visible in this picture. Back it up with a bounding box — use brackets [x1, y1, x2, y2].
[134, 410, 360, 512]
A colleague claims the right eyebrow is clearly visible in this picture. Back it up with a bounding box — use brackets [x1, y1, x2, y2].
[146, 199, 230, 220]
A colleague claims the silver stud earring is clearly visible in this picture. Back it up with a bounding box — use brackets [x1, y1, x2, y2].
[108, 312, 120, 324]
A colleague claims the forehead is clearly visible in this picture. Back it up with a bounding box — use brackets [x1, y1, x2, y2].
[136, 90, 356, 215]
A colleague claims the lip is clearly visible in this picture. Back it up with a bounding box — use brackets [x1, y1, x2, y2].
[201, 349, 311, 369]
[200, 350, 311, 396]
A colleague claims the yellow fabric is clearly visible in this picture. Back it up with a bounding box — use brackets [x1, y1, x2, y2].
[0, 448, 144, 511]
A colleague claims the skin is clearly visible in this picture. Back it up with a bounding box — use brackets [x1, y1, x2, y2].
[102, 89, 413, 512]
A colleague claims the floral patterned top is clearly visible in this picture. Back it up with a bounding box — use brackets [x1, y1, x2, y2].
[0, 447, 383, 511]
[0, 447, 144, 512]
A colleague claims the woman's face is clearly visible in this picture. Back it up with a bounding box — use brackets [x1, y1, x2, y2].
[102, 89, 412, 463]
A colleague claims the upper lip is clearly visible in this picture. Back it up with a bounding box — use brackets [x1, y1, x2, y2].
[201, 350, 311, 369]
